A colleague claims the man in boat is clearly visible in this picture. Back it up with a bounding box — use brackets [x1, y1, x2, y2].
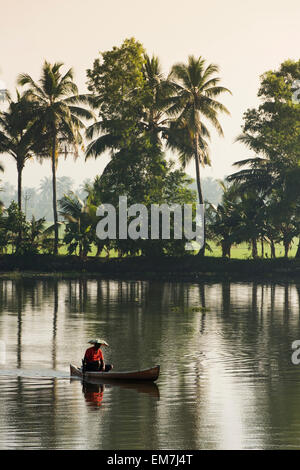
[83, 339, 113, 372]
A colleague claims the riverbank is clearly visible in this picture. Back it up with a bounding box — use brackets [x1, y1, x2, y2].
[1, 254, 300, 282]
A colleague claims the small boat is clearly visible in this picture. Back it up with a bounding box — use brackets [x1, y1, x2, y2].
[70, 364, 160, 382]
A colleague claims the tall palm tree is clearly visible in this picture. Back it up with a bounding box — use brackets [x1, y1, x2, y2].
[140, 54, 173, 145]
[85, 54, 172, 159]
[0, 92, 35, 210]
[167, 56, 231, 255]
[18, 61, 92, 254]
[227, 130, 279, 194]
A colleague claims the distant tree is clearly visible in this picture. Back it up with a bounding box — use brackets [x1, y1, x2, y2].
[76, 178, 92, 202]
[0, 181, 17, 209]
[56, 176, 74, 199]
[190, 177, 223, 206]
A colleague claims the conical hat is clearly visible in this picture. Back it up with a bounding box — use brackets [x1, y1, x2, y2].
[88, 338, 109, 347]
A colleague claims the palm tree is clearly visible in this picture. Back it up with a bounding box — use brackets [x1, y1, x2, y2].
[56, 176, 73, 199]
[59, 192, 98, 257]
[85, 54, 172, 159]
[227, 129, 279, 195]
[0, 92, 35, 210]
[27, 215, 46, 248]
[167, 56, 231, 255]
[227, 134, 300, 258]
[140, 54, 173, 145]
[18, 61, 92, 254]
[39, 176, 53, 203]
[206, 181, 241, 258]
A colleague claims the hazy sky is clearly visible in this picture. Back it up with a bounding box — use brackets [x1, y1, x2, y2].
[0, 0, 299, 190]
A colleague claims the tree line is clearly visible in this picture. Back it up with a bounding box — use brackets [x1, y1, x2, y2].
[0, 38, 299, 258]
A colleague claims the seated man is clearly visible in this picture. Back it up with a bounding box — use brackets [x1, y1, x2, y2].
[83, 339, 113, 372]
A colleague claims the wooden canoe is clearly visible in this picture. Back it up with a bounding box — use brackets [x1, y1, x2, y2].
[70, 364, 160, 382]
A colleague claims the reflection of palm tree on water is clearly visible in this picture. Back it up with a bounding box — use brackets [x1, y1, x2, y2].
[52, 280, 58, 370]
[16, 280, 23, 369]
[199, 284, 206, 334]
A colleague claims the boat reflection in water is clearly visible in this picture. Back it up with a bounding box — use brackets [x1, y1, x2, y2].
[72, 377, 160, 407]
[82, 381, 105, 408]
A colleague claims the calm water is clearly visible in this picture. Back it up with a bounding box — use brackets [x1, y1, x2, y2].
[1, 277, 300, 449]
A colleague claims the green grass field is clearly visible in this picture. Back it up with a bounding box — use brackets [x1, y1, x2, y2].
[57, 238, 300, 259]
[207, 239, 299, 259]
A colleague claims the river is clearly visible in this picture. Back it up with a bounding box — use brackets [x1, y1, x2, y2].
[0, 277, 300, 449]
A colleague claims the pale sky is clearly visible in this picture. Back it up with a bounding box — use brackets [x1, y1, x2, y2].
[0, 0, 299, 189]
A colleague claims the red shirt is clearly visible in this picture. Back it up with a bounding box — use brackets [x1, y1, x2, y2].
[84, 346, 104, 362]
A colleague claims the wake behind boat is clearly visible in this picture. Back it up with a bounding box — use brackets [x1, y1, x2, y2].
[70, 364, 160, 382]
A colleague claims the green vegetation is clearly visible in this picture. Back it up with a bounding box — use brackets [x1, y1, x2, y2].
[166, 57, 231, 255]
[17, 62, 93, 254]
[0, 92, 36, 210]
[0, 40, 299, 265]
[208, 60, 300, 259]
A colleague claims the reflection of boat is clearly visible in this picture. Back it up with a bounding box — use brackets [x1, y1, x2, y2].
[70, 364, 160, 382]
[70, 377, 160, 399]
[82, 381, 104, 407]
[116, 380, 160, 399]
[81, 377, 160, 399]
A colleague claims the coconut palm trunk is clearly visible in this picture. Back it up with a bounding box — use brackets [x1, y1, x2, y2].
[16, 162, 24, 250]
[252, 238, 258, 258]
[261, 237, 264, 258]
[295, 241, 300, 258]
[17, 163, 23, 211]
[51, 135, 59, 255]
[270, 239, 276, 258]
[194, 135, 205, 256]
